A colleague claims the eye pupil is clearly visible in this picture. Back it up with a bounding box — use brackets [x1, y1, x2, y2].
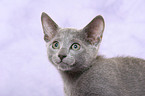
[55, 43, 58, 47]
[74, 45, 77, 49]
[71, 43, 80, 50]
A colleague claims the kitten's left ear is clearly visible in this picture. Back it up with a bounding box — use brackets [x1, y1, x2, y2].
[83, 15, 105, 45]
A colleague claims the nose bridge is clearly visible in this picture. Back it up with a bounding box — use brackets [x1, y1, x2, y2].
[58, 31, 70, 55]
[58, 47, 67, 56]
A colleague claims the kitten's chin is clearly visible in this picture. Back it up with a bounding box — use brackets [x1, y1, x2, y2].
[57, 62, 75, 71]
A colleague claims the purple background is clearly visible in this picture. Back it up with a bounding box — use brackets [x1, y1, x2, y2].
[0, 0, 145, 96]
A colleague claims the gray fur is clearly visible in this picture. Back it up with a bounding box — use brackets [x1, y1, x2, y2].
[41, 12, 145, 96]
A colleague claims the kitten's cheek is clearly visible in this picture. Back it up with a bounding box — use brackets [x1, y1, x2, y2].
[52, 55, 61, 65]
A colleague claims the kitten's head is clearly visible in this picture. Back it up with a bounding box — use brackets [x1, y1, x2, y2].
[41, 12, 105, 72]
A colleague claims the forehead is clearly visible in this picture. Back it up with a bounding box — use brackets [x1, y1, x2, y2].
[55, 28, 83, 41]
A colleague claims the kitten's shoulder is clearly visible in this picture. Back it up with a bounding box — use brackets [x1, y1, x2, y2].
[110, 56, 145, 66]
[87, 55, 145, 76]
[89, 56, 145, 78]
[94, 55, 145, 66]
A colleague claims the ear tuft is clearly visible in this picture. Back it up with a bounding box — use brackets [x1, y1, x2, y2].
[41, 12, 59, 42]
[83, 15, 105, 45]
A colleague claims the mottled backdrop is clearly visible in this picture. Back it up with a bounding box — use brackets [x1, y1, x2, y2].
[0, 0, 145, 96]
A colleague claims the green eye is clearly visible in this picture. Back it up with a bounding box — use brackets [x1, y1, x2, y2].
[71, 43, 80, 50]
[52, 41, 60, 49]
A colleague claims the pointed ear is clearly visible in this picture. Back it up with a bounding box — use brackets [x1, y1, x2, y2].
[83, 15, 105, 45]
[41, 12, 59, 42]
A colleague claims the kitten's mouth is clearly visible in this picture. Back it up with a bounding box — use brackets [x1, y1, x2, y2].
[52, 56, 75, 71]
[57, 61, 75, 71]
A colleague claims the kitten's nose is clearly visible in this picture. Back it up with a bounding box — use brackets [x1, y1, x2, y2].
[58, 54, 67, 60]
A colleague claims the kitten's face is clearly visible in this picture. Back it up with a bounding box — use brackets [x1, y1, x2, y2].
[41, 12, 105, 71]
[46, 28, 99, 71]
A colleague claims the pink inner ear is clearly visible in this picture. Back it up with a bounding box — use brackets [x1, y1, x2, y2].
[44, 34, 50, 42]
[87, 35, 101, 45]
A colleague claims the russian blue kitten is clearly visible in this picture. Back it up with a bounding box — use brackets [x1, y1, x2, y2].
[41, 12, 145, 96]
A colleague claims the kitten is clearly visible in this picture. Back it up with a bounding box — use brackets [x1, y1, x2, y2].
[41, 12, 145, 96]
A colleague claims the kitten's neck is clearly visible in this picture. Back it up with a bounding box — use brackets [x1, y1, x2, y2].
[59, 69, 87, 84]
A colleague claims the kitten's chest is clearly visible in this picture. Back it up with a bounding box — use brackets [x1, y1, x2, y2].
[63, 66, 121, 96]
[64, 82, 85, 96]
[63, 74, 101, 96]
[63, 76, 86, 96]
[64, 78, 107, 96]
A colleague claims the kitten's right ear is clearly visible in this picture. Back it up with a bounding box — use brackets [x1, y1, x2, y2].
[83, 15, 105, 45]
[41, 12, 59, 42]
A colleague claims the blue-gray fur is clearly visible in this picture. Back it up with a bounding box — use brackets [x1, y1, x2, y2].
[41, 12, 145, 96]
